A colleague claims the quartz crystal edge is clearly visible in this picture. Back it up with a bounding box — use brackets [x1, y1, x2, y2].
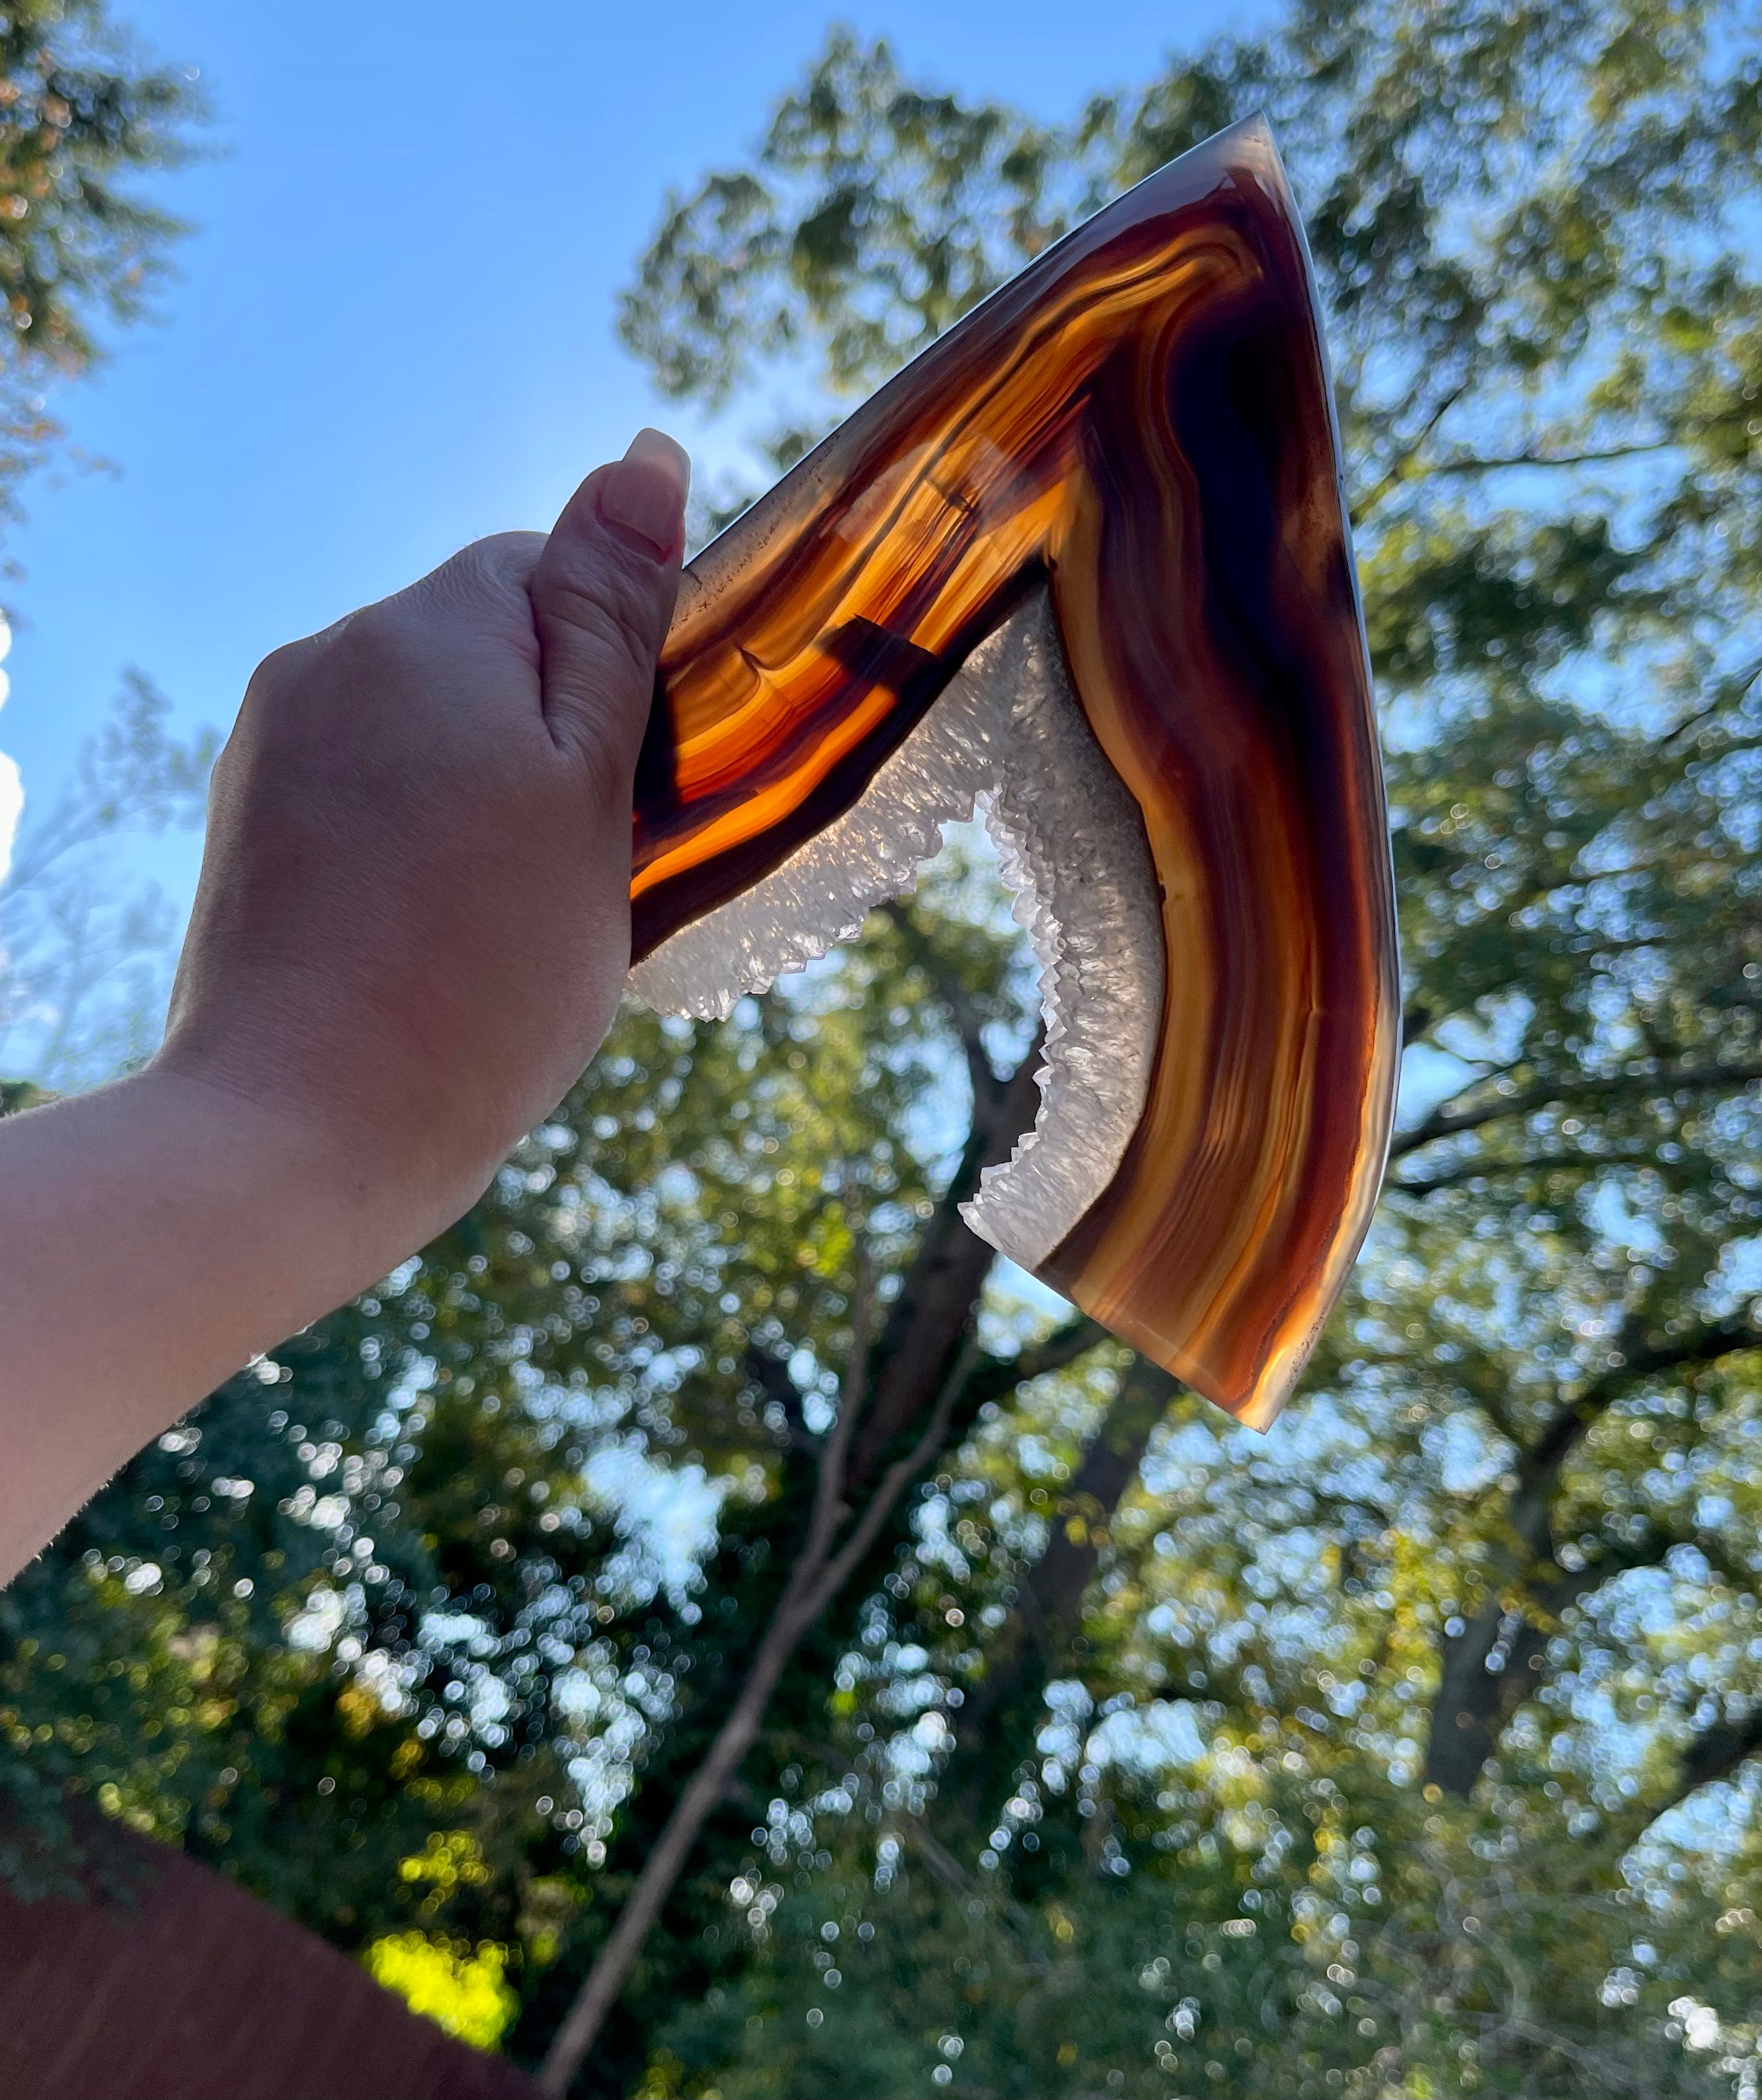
[627, 590, 1165, 1274]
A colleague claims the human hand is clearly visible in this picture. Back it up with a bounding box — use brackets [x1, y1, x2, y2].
[0, 431, 689, 1581]
[158, 427, 690, 1248]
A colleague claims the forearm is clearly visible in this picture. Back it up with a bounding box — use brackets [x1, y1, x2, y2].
[0, 1068, 441, 1583]
[0, 434, 684, 1589]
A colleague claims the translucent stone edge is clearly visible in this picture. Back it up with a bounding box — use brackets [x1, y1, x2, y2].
[627, 590, 1166, 1274]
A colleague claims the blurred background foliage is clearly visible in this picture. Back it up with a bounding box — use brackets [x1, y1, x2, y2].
[0, 0, 200, 514]
[5, 0, 1762, 2095]
[0, 0, 212, 1093]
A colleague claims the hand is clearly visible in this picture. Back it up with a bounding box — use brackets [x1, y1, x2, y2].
[162, 426, 690, 1239]
[0, 430, 689, 1581]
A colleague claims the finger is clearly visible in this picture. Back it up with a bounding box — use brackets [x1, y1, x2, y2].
[528, 429, 689, 775]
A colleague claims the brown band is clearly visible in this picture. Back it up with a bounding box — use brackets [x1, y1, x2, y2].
[634, 118, 1400, 1428]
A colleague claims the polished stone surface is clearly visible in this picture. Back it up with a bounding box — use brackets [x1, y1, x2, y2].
[630, 116, 1400, 1429]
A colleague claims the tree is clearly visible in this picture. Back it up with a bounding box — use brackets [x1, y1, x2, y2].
[0, 1, 208, 1085]
[612, 7, 1762, 2091]
[1, 870, 1094, 2079]
[0, 669, 215, 1086]
[8, 4, 1762, 2097]
[0, 0, 203, 521]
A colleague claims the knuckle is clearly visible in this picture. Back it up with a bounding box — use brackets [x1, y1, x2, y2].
[424, 532, 544, 617]
[474, 528, 547, 578]
[204, 734, 241, 812]
[295, 611, 401, 706]
[249, 632, 322, 694]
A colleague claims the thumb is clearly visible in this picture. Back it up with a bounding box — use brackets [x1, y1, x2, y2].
[528, 428, 690, 774]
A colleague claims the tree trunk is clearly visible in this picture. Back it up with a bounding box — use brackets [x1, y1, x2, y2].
[1423, 1601, 1549, 1797]
[851, 1038, 1044, 1487]
[535, 1021, 1054, 2091]
[939, 1359, 1179, 1819]
[1422, 1465, 1560, 1796]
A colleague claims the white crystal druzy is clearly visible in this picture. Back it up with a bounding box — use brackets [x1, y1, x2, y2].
[628, 589, 1165, 1272]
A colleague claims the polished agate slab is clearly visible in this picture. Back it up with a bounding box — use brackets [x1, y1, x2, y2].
[627, 116, 1400, 1431]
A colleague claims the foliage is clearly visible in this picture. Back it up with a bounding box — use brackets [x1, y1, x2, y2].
[0, 0, 210, 1083]
[0, 666, 214, 1084]
[0, 0, 202, 515]
[7, 3, 1762, 2098]
[363, 1927, 519, 2052]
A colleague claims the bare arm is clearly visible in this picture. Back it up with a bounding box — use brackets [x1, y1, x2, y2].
[0, 431, 689, 1583]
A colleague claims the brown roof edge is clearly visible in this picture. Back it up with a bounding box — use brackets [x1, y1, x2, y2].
[0, 1805, 542, 2100]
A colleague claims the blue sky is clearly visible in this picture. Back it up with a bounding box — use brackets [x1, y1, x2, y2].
[0, 0, 1268, 911]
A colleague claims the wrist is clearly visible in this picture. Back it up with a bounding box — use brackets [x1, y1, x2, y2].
[138, 1052, 482, 1288]
[0, 1059, 467, 1580]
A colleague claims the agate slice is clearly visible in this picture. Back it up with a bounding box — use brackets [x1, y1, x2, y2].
[627, 115, 1401, 1431]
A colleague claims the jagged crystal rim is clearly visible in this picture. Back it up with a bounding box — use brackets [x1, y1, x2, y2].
[628, 590, 1165, 1273]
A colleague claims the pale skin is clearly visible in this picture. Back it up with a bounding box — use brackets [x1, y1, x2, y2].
[0, 428, 690, 1586]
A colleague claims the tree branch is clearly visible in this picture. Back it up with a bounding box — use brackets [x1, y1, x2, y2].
[939, 1360, 1178, 1809]
[1351, 380, 1469, 519]
[743, 1344, 817, 1454]
[1659, 658, 1762, 752]
[893, 1818, 1046, 1958]
[537, 1328, 975, 2095]
[809, 1241, 874, 1541]
[541, 968, 1062, 2086]
[961, 1315, 1108, 1412]
[1388, 1149, 1639, 1199]
[1528, 1319, 1762, 1474]
[1402, 1000, 1444, 1048]
[1656, 1707, 1762, 1817]
[1424, 1501, 1758, 1800]
[852, 1029, 1044, 1485]
[1422, 438, 1673, 477]
[878, 897, 1004, 1112]
[1388, 1062, 1762, 1161]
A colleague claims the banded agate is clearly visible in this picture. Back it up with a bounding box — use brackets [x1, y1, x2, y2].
[627, 115, 1400, 1431]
